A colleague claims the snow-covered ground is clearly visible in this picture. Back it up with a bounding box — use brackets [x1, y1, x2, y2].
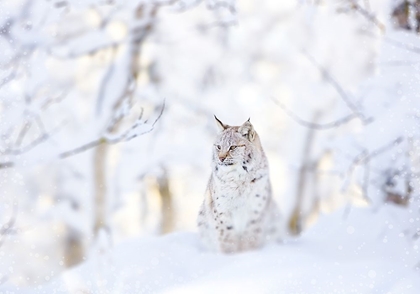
[2, 206, 418, 294]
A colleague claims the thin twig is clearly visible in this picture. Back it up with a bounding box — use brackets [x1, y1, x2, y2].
[3, 121, 65, 156]
[96, 45, 118, 115]
[342, 136, 404, 191]
[206, 1, 236, 14]
[0, 101, 164, 168]
[171, 0, 202, 12]
[289, 111, 321, 235]
[357, 136, 404, 164]
[0, 69, 17, 89]
[58, 138, 104, 159]
[109, 98, 166, 143]
[362, 152, 371, 202]
[41, 92, 68, 110]
[272, 97, 357, 130]
[48, 41, 122, 60]
[0, 162, 13, 169]
[61, 100, 165, 157]
[0, 275, 7, 286]
[349, 1, 386, 33]
[0, 202, 18, 247]
[383, 36, 420, 55]
[0, 0, 172, 169]
[302, 50, 371, 123]
[14, 121, 32, 148]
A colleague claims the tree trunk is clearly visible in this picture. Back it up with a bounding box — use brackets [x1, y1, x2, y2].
[93, 142, 107, 236]
[157, 169, 174, 234]
[91, 3, 158, 239]
[288, 111, 321, 235]
[63, 226, 84, 268]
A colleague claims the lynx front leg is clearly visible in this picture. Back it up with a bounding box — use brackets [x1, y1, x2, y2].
[219, 232, 239, 253]
[213, 212, 239, 253]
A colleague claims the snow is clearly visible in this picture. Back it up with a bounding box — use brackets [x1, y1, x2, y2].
[1, 206, 418, 294]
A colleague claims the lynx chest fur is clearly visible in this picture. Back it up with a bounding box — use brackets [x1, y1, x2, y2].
[197, 117, 283, 253]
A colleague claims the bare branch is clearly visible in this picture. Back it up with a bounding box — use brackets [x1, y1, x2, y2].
[0, 0, 172, 170]
[206, 1, 236, 14]
[356, 136, 404, 165]
[347, 1, 385, 33]
[342, 136, 405, 192]
[0, 100, 165, 168]
[2, 121, 65, 156]
[198, 19, 238, 31]
[48, 0, 180, 59]
[0, 275, 7, 286]
[21, 108, 46, 138]
[14, 121, 32, 148]
[58, 138, 104, 159]
[48, 41, 122, 59]
[0, 162, 14, 169]
[40, 92, 68, 110]
[271, 97, 357, 130]
[362, 150, 371, 203]
[96, 45, 118, 115]
[301, 50, 372, 124]
[0, 202, 18, 248]
[0, 70, 17, 90]
[60, 100, 165, 158]
[383, 36, 420, 55]
[107, 98, 166, 143]
[171, 0, 202, 12]
[289, 111, 320, 235]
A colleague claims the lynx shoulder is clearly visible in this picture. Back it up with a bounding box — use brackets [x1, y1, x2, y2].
[197, 116, 284, 253]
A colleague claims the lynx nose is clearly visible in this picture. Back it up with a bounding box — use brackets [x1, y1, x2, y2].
[219, 155, 226, 162]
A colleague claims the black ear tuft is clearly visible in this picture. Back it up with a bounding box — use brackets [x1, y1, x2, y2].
[214, 115, 228, 131]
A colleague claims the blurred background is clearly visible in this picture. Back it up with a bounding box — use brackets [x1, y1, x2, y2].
[0, 0, 419, 286]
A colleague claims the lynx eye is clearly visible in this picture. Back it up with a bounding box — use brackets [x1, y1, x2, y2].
[229, 145, 237, 151]
[215, 145, 221, 150]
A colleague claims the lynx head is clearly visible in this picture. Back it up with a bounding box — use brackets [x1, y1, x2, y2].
[213, 116, 262, 166]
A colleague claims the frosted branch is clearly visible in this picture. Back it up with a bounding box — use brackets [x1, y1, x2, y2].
[60, 99, 165, 158]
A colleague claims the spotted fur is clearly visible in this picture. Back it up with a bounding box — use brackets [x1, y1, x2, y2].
[197, 117, 284, 253]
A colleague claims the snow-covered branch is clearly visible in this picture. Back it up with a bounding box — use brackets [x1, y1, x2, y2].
[59, 100, 165, 159]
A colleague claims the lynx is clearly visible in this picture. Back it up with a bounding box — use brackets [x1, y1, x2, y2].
[197, 116, 284, 253]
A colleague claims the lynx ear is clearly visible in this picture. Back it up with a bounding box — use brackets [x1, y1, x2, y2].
[238, 118, 255, 141]
[214, 115, 228, 131]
